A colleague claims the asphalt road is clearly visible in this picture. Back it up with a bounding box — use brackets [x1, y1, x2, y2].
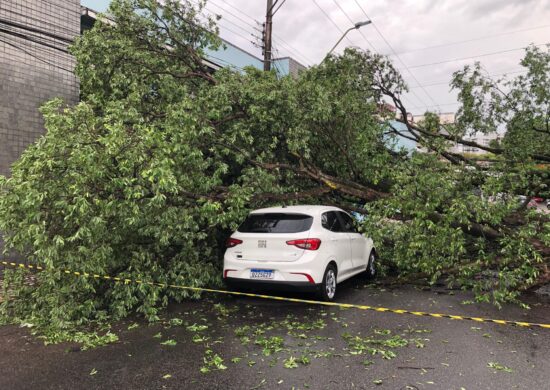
[1, 278, 549, 390]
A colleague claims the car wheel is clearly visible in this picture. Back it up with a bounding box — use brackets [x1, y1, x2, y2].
[365, 251, 376, 279]
[319, 264, 337, 301]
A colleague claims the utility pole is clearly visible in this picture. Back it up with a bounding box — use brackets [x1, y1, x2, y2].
[263, 0, 273, 71]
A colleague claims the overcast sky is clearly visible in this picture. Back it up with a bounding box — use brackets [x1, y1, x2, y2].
[83, 0, 550, 115]
[201, 0, 550, 114]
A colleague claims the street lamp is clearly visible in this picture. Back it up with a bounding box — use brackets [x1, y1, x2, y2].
[323, 20, 372, 62]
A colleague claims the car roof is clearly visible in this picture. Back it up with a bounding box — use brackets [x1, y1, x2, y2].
[249, 205, 342, 216]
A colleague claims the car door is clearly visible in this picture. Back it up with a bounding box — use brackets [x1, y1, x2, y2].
[321, 211, 353, 277]
[337, 211, 366, 270]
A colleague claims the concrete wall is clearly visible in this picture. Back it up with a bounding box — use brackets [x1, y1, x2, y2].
[0, 0, 80, 177]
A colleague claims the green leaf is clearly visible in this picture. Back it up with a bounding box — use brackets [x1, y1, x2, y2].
[160, 339, 177, 346]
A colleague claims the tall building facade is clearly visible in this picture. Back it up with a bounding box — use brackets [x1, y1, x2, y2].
[0, 0, 81, 176]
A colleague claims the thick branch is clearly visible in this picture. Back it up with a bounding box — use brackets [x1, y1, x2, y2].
[258, 160, 389, 201]
[379, 81, 550, 163]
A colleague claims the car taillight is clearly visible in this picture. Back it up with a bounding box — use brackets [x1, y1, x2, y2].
[286, 238, 321, 250]
[226, 238, 243, 248]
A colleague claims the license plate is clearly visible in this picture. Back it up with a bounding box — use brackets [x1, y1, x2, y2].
[250, 269, 274, 279]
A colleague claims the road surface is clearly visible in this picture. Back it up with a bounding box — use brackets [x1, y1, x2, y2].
[0, 278, 549, 389]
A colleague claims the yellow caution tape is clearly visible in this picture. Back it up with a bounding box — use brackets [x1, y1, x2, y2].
[2, 260, 549, 330]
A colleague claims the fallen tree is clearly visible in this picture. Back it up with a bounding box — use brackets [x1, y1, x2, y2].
[0, 0, 548, 337]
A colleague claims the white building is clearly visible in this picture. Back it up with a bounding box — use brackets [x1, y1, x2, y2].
[412, 113, 500, 155]
[453, 133, 500, 155]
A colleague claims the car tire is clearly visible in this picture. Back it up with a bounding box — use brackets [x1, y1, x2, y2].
[365, 250, 376, 280]
[319, 264, 337, 301]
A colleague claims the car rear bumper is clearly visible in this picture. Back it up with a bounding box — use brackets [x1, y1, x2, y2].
[223, 253, 325, 284]
[224, 277, 321, 293]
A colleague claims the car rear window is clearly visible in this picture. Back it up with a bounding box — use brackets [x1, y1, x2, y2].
[238, 213, 313, 233]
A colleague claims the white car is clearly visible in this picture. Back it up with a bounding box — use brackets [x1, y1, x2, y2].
[223, 205, 376, 300]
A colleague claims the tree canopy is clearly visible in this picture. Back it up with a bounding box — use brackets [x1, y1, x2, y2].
[0, 0, 548, 338]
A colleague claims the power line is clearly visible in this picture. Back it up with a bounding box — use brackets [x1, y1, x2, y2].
[400, 95, 418, 112]
[271, 36, 314, 66]
[0, 6, 80, 37]
[332, 0, 376, 52]
[0, 24, 69, 54]
[268, 27, 314, 66]
[268, 2, 304, 69]
[271, 0, 288, 16]
[0, 14, 75, 58]
[409, 69, 527, 89]
[1, 6, 244, 76]
[190, 0, 261, 43]
[209, 0, 313, 66]
[216, 14, 259, 36]
[0, 14, 75, 60]
[264, 10, 313, 65]
[0, 35, 74, 73]
[272, 38, 313, 66]
[271, 44, 285, 76]
[393, 23, 550, 56]
[352, 1, 439, 110]
[207, 0, 261, 30]
[1, 28, 71, 61]
[194, 1, 305, 66]
[0, 15, 73, 43]
[205, 53, 247, 72]
[0, 25, 74, 72]
[272, 43, 299, 77]
[217, 21, 260, 44]
[312, 0, 356, 48]
[408, 42, 550, 69]
[409, 102, 460, 110]
[194, 2, 311, 70]
[265, 2, 295, 72]
[212, 0, 262, 24]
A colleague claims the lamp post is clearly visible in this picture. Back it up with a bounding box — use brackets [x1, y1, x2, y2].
[323, 20, 371, 62]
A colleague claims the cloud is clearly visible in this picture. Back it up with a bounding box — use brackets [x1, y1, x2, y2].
[459, 0, 538, 20]
[209, 0, 550, 113]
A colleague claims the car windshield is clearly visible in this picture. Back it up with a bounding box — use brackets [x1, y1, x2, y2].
[237, 213, 313, 233]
